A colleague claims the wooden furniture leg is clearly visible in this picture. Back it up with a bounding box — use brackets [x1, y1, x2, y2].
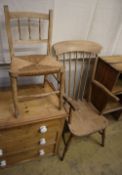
[101, 129, 105, 147]
[61, 133, 73, 161]
[11, 76, 19, 118]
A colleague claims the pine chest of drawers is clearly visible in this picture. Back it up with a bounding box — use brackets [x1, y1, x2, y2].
[0, 84, 66, 168]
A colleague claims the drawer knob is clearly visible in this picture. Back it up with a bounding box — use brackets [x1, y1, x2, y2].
[0, 149, 3, 156]
[40, 126, 47, 133]
[39, 149, 45, 156]
[40, 138, 46, 145]
[0, 160, 6, 167]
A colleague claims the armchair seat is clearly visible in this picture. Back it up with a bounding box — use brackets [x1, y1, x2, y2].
[67, 100, 108, 137]
[10, 55, 62, 76]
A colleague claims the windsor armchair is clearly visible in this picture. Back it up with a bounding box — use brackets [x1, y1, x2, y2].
[4, 6, 63, 117]
[54, 40, 108, 160]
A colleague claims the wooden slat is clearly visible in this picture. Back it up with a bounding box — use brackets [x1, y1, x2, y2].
[18, 91, 60, 102]
[14, 39, 48, 45]
[10, 12, 49, 19]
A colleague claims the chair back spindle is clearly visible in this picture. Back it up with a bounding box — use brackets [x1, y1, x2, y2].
[4, 5, 53, 59]
[54, 41, 102, 101]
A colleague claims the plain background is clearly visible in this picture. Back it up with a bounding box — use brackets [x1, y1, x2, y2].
[0, 0, 122, 85]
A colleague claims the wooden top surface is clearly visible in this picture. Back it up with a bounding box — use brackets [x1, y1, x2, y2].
[53, 40, 102, 55]
[101, 56, 122, 73]
[0, 83, 66, 129]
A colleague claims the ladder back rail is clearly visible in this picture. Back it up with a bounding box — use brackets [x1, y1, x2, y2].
[53, 40, 102, 100]
[4, 5, 53, 56]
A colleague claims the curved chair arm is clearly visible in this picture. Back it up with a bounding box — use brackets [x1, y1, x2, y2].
[92, 80, 119, 102]
[63, 95, 78, 111]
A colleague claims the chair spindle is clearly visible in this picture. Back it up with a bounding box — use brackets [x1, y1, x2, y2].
[39, 18, 41, 40]
[17, 18, 21, 40]
[73, 52, 78, 99]
[28, 18, 31, 39]
[68, 52, 71, 97]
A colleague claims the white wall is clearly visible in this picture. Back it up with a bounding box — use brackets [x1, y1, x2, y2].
[53, 0, 122, 55]
[0, 0, 122, 86]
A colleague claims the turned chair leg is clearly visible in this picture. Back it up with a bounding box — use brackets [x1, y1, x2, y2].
[101, 129, 105, 147]
[11, 76, 19, 118]
[61, 133, 73, 161]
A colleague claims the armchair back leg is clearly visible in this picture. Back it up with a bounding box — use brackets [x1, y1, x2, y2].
[61, 133, 73, 161]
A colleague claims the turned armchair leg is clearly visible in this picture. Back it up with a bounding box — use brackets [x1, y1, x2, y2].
[11, 76, 19, 118]
[101, 129, 106, 147]
[61, 133, 73, 161]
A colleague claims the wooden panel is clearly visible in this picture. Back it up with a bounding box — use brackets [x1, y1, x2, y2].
[95, 58, 119, 91]
[92, 57, 122, 115]
[0, 145, 55, 167]
[14, 39, 48, 45]
[91, 83, 108, 112]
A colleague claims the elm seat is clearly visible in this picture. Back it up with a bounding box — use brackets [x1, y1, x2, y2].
[68, 100, 108, 137]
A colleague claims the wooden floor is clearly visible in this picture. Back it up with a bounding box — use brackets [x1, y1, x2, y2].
[0, 115, 122, 175]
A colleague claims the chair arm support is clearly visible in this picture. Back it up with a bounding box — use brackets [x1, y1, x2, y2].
[92, 80, 119, 102]
[63, 95, 78, 111]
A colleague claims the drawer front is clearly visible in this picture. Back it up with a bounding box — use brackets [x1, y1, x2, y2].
[0, 119, 63, 156]
[0, 144, 55, 167]
[0, 132, 57, 156]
